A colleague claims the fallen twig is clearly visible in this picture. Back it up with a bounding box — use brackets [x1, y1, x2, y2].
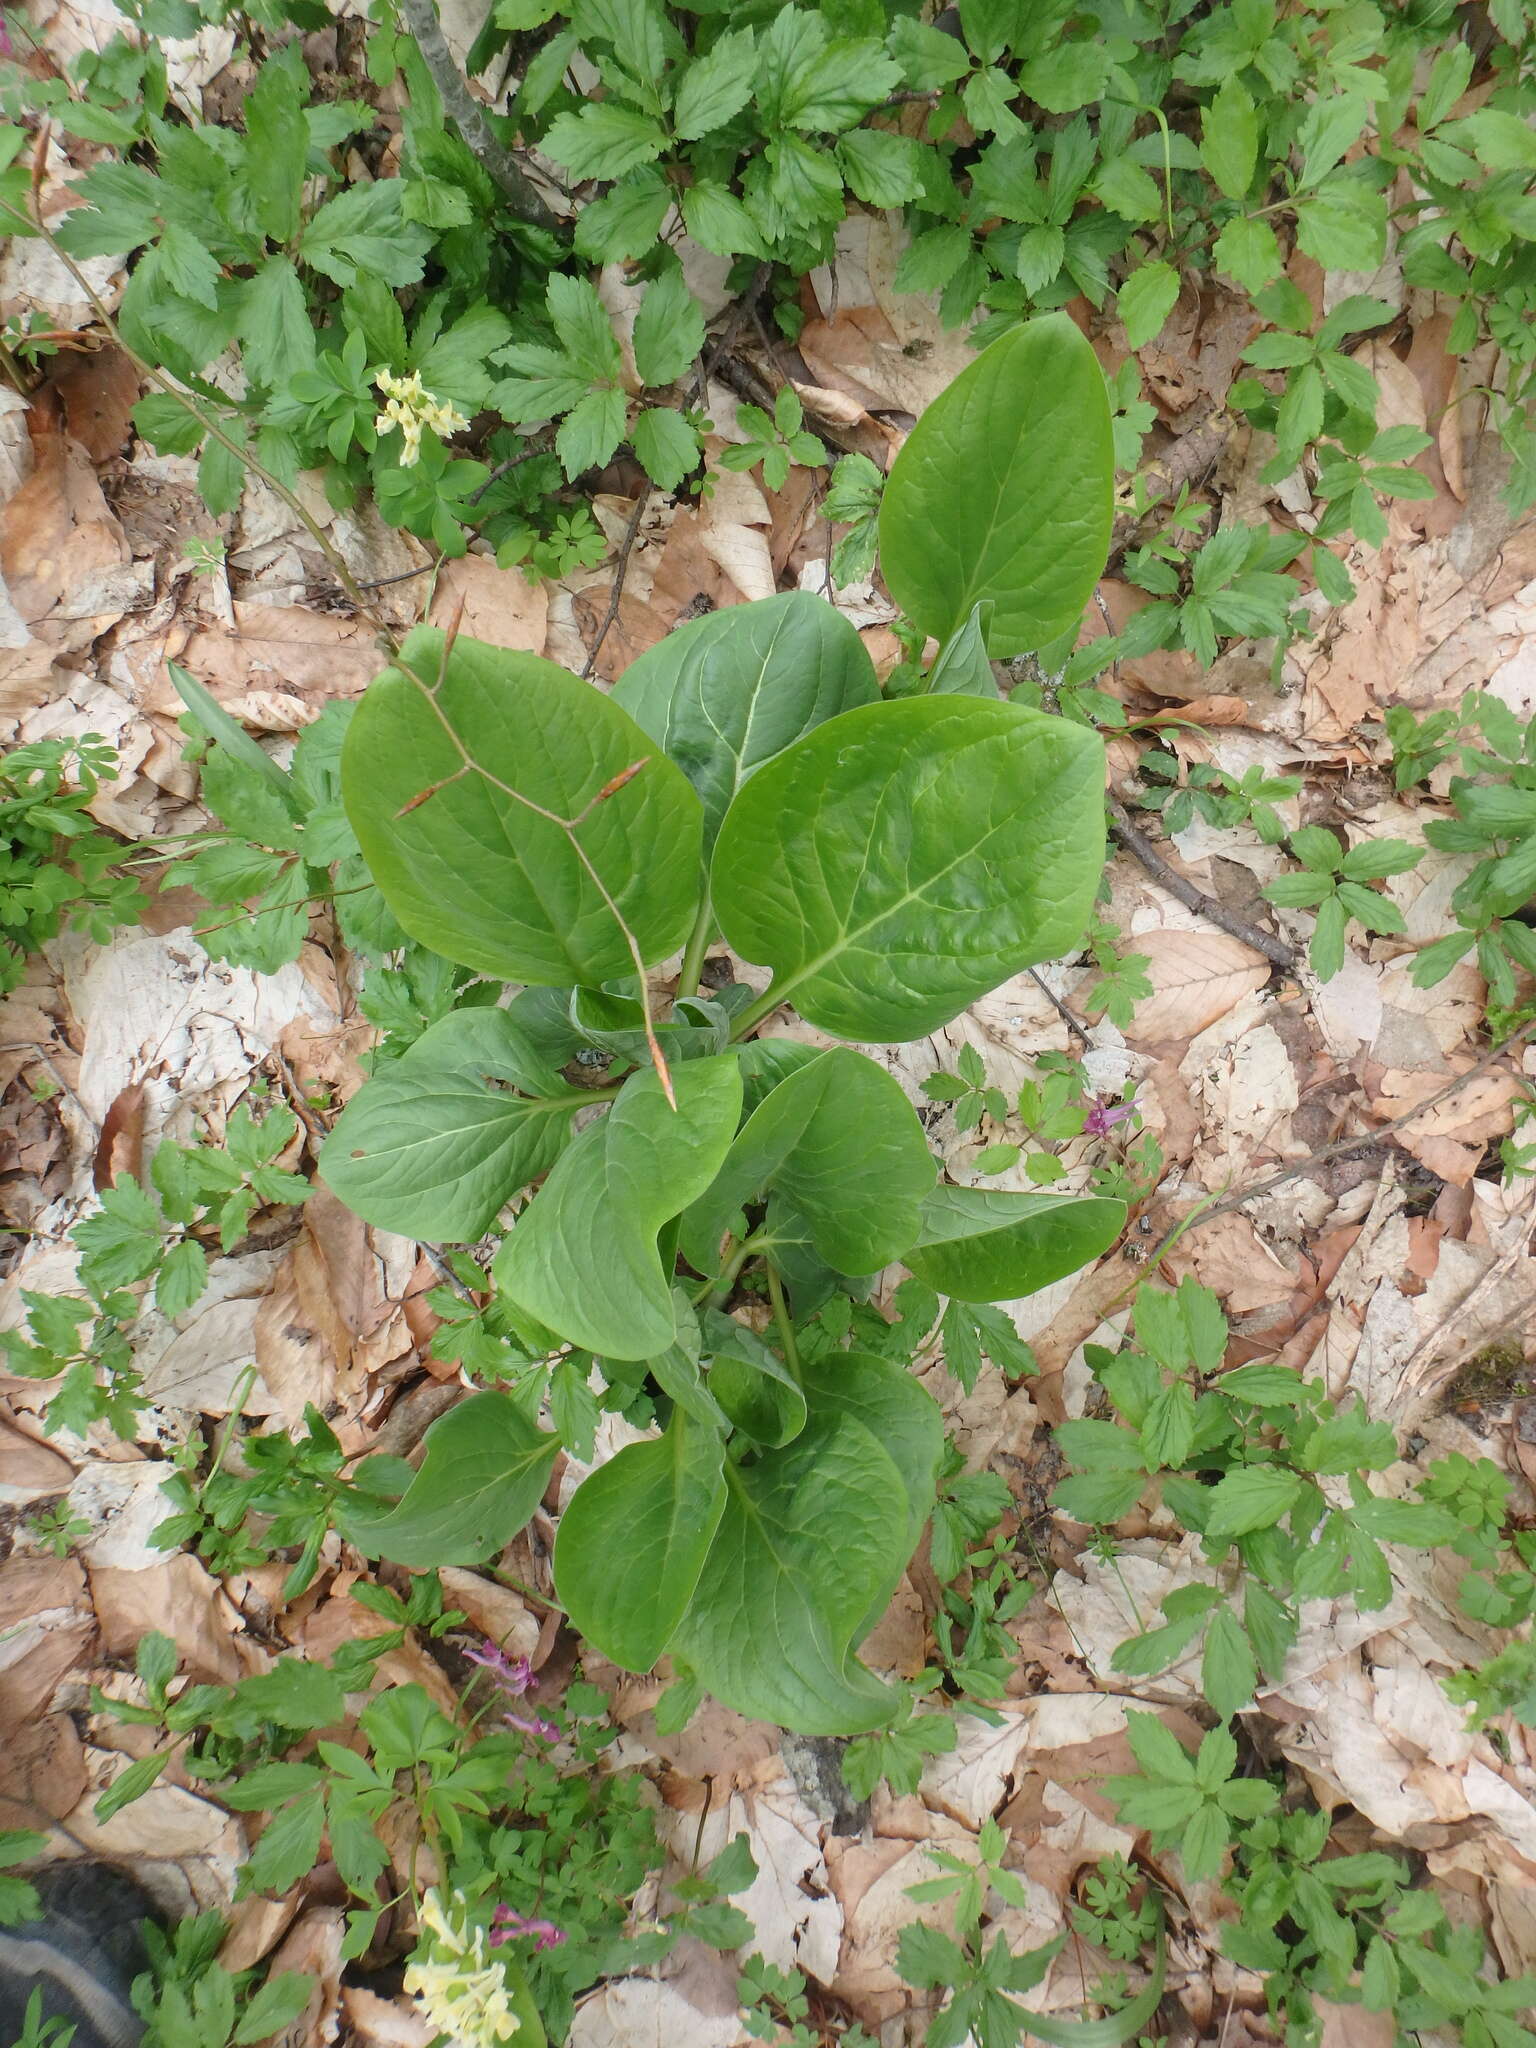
[394, 0, 557, 230]
[1133, 1018, 1536, 1287]
[580, 490, 649, 681]
[1107, 794, 1297, 970]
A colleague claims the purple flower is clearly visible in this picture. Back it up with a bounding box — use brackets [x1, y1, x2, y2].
[490, 1906, 565, 1952]
[502, 1708, 559, 1742]
[464, 1640, 535, 1698]
[1082, 1095, 1136, 1140]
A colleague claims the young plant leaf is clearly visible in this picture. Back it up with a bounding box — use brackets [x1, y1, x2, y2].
[494, 1058, 743, 1359]
[319, 1009, 585, 1239]
[798, 1348, 944, 1574]
[712, 697, 1106, 1040]
[903, 1189, 1126, 1301]
[672, 1412, 909, 1733]
[343, 627, 703, 986]
[703, 1309, 808, 1447]
[681, 1047, 934, 1277]
[553, 1406, 727, 1671]
[878, 314, 1113, 654]
[339, 1392, 558, 1568]
[612, 591, 879, 845]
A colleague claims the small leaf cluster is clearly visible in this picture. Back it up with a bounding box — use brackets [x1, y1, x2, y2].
[131, 1910, 312, 2048]
[1108, 1714, 1276, 1883]
[2, 1097, 309, 1439]
[1073, 515, 1307, 678]
[717, 385, 828, 493]
[1404, 693, 1536, 1015]
[170, 687, 404, 975]
[1054, 1279, 1461, 1719]
[98, 1624, 700, 2047]
[0, 736, 140, 992]
[1262, 824, 1422, 982]
[508, 3, 922, 270]
[1222, 1804, 1536, 2048]
[1132, 745, 1301, 846]
[897, 1815, 1163, 2048]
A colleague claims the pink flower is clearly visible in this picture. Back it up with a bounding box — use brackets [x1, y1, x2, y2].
[1082, 1095, 1136, 1139]
[490, 1906, 565, 1952]
[503, 1708, 559, 1742]
[464, 1640, 535, 1698]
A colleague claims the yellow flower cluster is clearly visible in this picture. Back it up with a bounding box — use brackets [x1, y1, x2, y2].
[403, 1889, 526, 2047]
[373, 369, 470, 468]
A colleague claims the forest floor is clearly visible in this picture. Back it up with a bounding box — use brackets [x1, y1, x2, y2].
[3, 3, 1536, 2045]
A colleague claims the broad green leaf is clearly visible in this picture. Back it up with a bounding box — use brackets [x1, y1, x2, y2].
[319, 1009, 585, 1239]
[1294, 181, 1387, 271]
[239, 256, 315, 389]
[494, 1058, 743, 1360]
[301, 181, 433, 288]
[633, 406, 702, 490]
[680, 179, 765, 256]
[703, 1309, 807, 1447]
[632, 271, 706, 389]
[343, 627, 703, 986]
[878, 315, 1113, 655]
[541, 102, 667, 180]
[681, 1048, 934, 1278]
[553, 1407, 726, 1671]
[612, 590, 878, 846]
[903, 1188, 1126, 1302]
[672, 26, 756, 139]
[1117, 259, 1180, 348]
[799, 1349, 943, 1570]
[927, 603, 999, 697]
[1200, 78, 1258, 199]
[338, 1392, 557, 1568]
[1204, 1466, 1303, 1541]
[712, 696, 1106, 1040]
[674, 1413, 908, 1733]
[1201, 1609, 1257, 1718]
[243, 44, 308, 243]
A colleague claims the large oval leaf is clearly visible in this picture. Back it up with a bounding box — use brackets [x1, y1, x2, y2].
[904, 1188, 1126, 1302]
[712, 696, 1105, 1040]
[319, 1010, 584, 1240]
[799, 1350, 944, 1570]
[493, 1056, 743, 1359]
[701, 1308, 806, 1448]
[673, 1413, 908, 1734]
[611, 591, 879, 844]
[681, 1047, 935, 1277]
[877, 315, 1114, 655]
[553, 1408, 726, 1672]
[343, 626, 703, 986]
[339, 1392, 558, 1569]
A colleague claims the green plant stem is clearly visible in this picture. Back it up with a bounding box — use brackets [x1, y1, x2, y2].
[0, 180, 395, 642]
[676, 896, 714, 1001]
[689, 1229, 758, 1307]
[729, 981, 785, 1040]
[764, 1262, 800, 1381]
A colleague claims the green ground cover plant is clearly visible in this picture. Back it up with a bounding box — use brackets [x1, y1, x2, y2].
[3, 0, 1536, 2042]
[316, 313, 1125, 1737]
